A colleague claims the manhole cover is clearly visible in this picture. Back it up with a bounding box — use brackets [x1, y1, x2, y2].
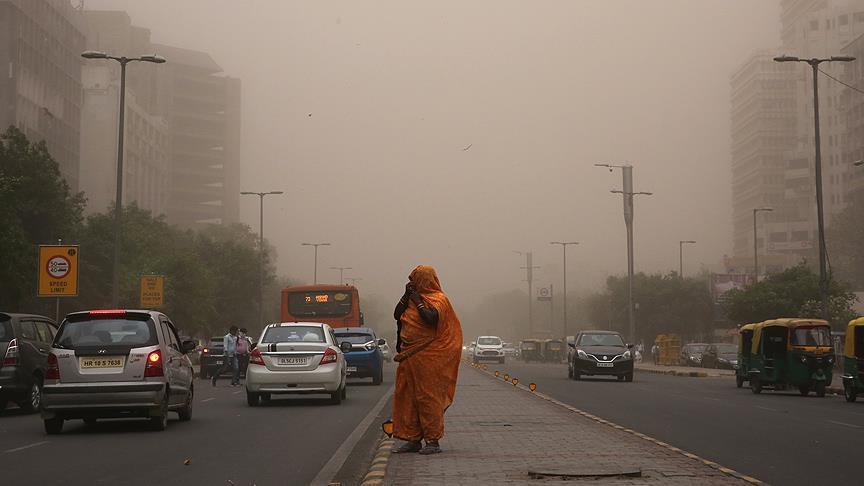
[528, 468, 642, 479]
[471, 421, 512, 427]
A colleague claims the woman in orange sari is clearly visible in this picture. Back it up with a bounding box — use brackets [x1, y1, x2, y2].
[391, 265, 463, 454]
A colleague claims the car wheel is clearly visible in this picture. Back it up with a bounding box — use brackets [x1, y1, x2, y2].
[798, 385, 810, 396]
[246, 391, 260, 407]
[329, 388, 342, 405]
[178, 386, 193, 422]
[844, 382, 858, 402]
[19, 379, 42, 413]
[815, 381, 826, 398]
[44, 417, 63, 435]
[372, 369, 383, 386]
[735, 375, 745, 388]
[261, 393, 271, 403]
[149, 395, 169, 431]
[750, 376, 762, 394]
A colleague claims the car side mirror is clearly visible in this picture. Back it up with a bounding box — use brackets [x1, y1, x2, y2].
[627, 344, 634, 349]
[568, 342, 576, 348]
[377, 338, 386, 346]
[181, 340, 197, 354]
[339, 341, 353, 353]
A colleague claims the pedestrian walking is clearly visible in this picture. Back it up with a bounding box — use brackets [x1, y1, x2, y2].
[237, 327, 253, 377]
[391, 265, 463, 455]
[212, 326, 240, 387]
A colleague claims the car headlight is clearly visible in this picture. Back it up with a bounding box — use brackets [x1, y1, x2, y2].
[577, 349, 588, 359]
[364, 341, 376, 351]
[719, 358, 728, 363]
[622, 350, 631, 359]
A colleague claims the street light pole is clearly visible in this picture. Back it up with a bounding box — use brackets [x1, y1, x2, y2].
[774, 54, 855, 322]
[81, 50, 166, 307]
[330, 266, 352, 285]
[302, 243, 330, 284]
[678, 240, 696, 278]
[550, 241, 578, 338]
[595, 163, 652, 346]
[752, 207, 773, 283]
[241, 191, 283, 327]
[514, 251, 540, 336]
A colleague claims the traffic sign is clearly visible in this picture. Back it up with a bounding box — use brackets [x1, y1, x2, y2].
[538, 286, 552, 301]
[38, 245, 79, 297]
[140, 275, 165, 308]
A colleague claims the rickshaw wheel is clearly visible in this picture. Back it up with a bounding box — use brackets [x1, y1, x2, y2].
[750, 377, 762, 394]
[735, 375, 744, 388]
[815, 382, 826, 398]
[844, 383, 857, 402]
[798, 385, 809, 396]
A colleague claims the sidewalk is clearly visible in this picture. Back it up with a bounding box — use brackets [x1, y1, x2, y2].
[377, 365, 758, 485]
[636, 362, 734, 378]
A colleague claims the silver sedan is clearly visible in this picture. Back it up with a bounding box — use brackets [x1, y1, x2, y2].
[245, 323, 351, 406]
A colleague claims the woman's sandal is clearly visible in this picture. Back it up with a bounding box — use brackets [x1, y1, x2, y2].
[392, 441, 422, 453]
[419, 441, 442, 455]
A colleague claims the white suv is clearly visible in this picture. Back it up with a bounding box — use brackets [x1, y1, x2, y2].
[472, 336, 505, 364]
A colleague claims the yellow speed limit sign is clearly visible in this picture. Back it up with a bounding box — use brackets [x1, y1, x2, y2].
[38, 245, 79, 297]
[140, 275, 165, 308]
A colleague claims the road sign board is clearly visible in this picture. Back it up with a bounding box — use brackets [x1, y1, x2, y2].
[38, 245, 79, 297]
[539, 287, 549, 297]
[140, 275, 165, 308]
[537, 296, 552, 302]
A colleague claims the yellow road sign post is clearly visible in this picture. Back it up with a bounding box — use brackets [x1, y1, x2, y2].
[140, 275, 165, 308]
[38, 245, 79, 297]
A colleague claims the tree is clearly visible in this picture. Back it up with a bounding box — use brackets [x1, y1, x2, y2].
[723, 264, 857, 328]
[0, 126, 85, 312]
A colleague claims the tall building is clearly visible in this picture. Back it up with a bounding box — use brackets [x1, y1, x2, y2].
[0, 0, 86, 190]
[80, 11, 169, 216]
[840, 32, 864, 204]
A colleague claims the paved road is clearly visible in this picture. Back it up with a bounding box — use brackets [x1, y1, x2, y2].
[495, 361, 861, 486]
[0, 367, 394, 486]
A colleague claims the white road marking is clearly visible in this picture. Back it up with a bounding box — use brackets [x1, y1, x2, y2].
[827, 420, 861, 429]
[4, 441, 48, 453]
[201, 397, 215, 403]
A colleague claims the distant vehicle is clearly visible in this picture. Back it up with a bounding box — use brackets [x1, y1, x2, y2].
[520, 339, 542, 362]
[41, 310, 196, 434]
[245, 322, 351, 406]
[333, 327, 385, 385]
[567, 330, 634, 382]
[0, 313, 58, 414]
[680, 343, 708, 367]
[380, 341, 392, 362]
[472, 336, 504, 364]
[199, 336, 226, 379]
[502, 342, 518, 359]
[701, 343, 738, 369]
[281, 285, 363, 328]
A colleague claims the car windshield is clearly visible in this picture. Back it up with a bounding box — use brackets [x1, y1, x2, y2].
[208, 338, 224, 350]
[717, 344, 737, 354]
[0, 319, 11, 342]
[335, 332, 373, 344]
[55, 318, 157, 349]
[686, 344, 708, 353]
[262, 326, 325, 343]
[791, 326, 832, 347]
[579, 334, 625, 347]
[478, 337, 501, 345]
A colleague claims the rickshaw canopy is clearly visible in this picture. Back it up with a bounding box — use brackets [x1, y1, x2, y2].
[751, 318, 830, 354]
[845, 317, 864, 358]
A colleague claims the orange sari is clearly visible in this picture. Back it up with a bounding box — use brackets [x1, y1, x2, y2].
[392, 265, 463, 442]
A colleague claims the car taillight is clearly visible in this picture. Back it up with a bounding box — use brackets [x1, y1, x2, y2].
[88, 310, 128, 318]
[2, 338, 19, 366]
[46, 352, 60, 380]
[144, 350, 163, 377]
[202, 347, 209, 354]
[249, 348, 265, 366]
[320, 347, 338, 365]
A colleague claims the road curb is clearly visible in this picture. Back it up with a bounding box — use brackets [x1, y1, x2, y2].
[470, 362, 765, 485]
[359, 437, 395, 486]
[636, 367, 711, 378]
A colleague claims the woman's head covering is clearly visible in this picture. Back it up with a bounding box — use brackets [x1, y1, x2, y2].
[409, 265, 442, 294]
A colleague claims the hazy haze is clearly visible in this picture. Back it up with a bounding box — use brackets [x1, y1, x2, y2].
[86, 1, 781, 311]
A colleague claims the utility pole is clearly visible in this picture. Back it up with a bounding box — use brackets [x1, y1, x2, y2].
[595, 163, 652, 345]
[302, 242, 330, 284]
[515, 251, 540, 336]
[550, 241, 578, 338]
[774, 54, 856, 323]
[679, 240, 696, 278]
[241, 191, 283, 327]
[330, 266, 352, 285]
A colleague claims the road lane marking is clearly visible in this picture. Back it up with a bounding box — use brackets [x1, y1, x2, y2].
[827, 420, 861, 429]
[309, 383, 395, 486]
[201, 397, 215, 403]
[4, 441, 48, 453]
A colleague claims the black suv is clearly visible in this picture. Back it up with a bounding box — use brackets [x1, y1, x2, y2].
[567, 330, 634, 382]
[199, 336, 226, 379]
[0, 313, 58, 413]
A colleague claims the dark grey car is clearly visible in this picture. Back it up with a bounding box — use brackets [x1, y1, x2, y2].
[0, 313, 58, 413]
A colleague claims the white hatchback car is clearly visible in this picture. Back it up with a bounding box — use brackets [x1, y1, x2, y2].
[245, 323, 351, 406]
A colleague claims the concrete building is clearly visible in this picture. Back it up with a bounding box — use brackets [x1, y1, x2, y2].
[840, 31, 864, 204]
[0, 0, 86, 190]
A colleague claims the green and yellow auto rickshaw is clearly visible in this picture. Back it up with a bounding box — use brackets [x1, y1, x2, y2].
[520, 339, 542, 362]
[749, 318, 835, 397]
[735, 323, 758, 388]
[543, 339, 565, 363]
[841, 317, 864, 402]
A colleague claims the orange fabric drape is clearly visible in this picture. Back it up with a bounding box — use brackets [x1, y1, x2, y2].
[392, 265, 463, 442]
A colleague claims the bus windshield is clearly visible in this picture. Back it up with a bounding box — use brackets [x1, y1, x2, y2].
[287, 290, 353, 318]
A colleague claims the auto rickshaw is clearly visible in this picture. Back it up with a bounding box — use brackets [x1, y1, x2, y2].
[520, 339, 542, 362]
[749, 318, 835, 397]
[543, 339, 565, 363]
[735, 323, 758, 388]
[841, 317, 864, 402]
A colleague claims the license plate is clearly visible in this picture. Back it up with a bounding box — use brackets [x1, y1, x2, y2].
[596, 362, 614, 368]
[215, 360, 223, 365]
[277, 357, 307, 366]
[347, 366, 358, 372]
[80, 356, 125, 369]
